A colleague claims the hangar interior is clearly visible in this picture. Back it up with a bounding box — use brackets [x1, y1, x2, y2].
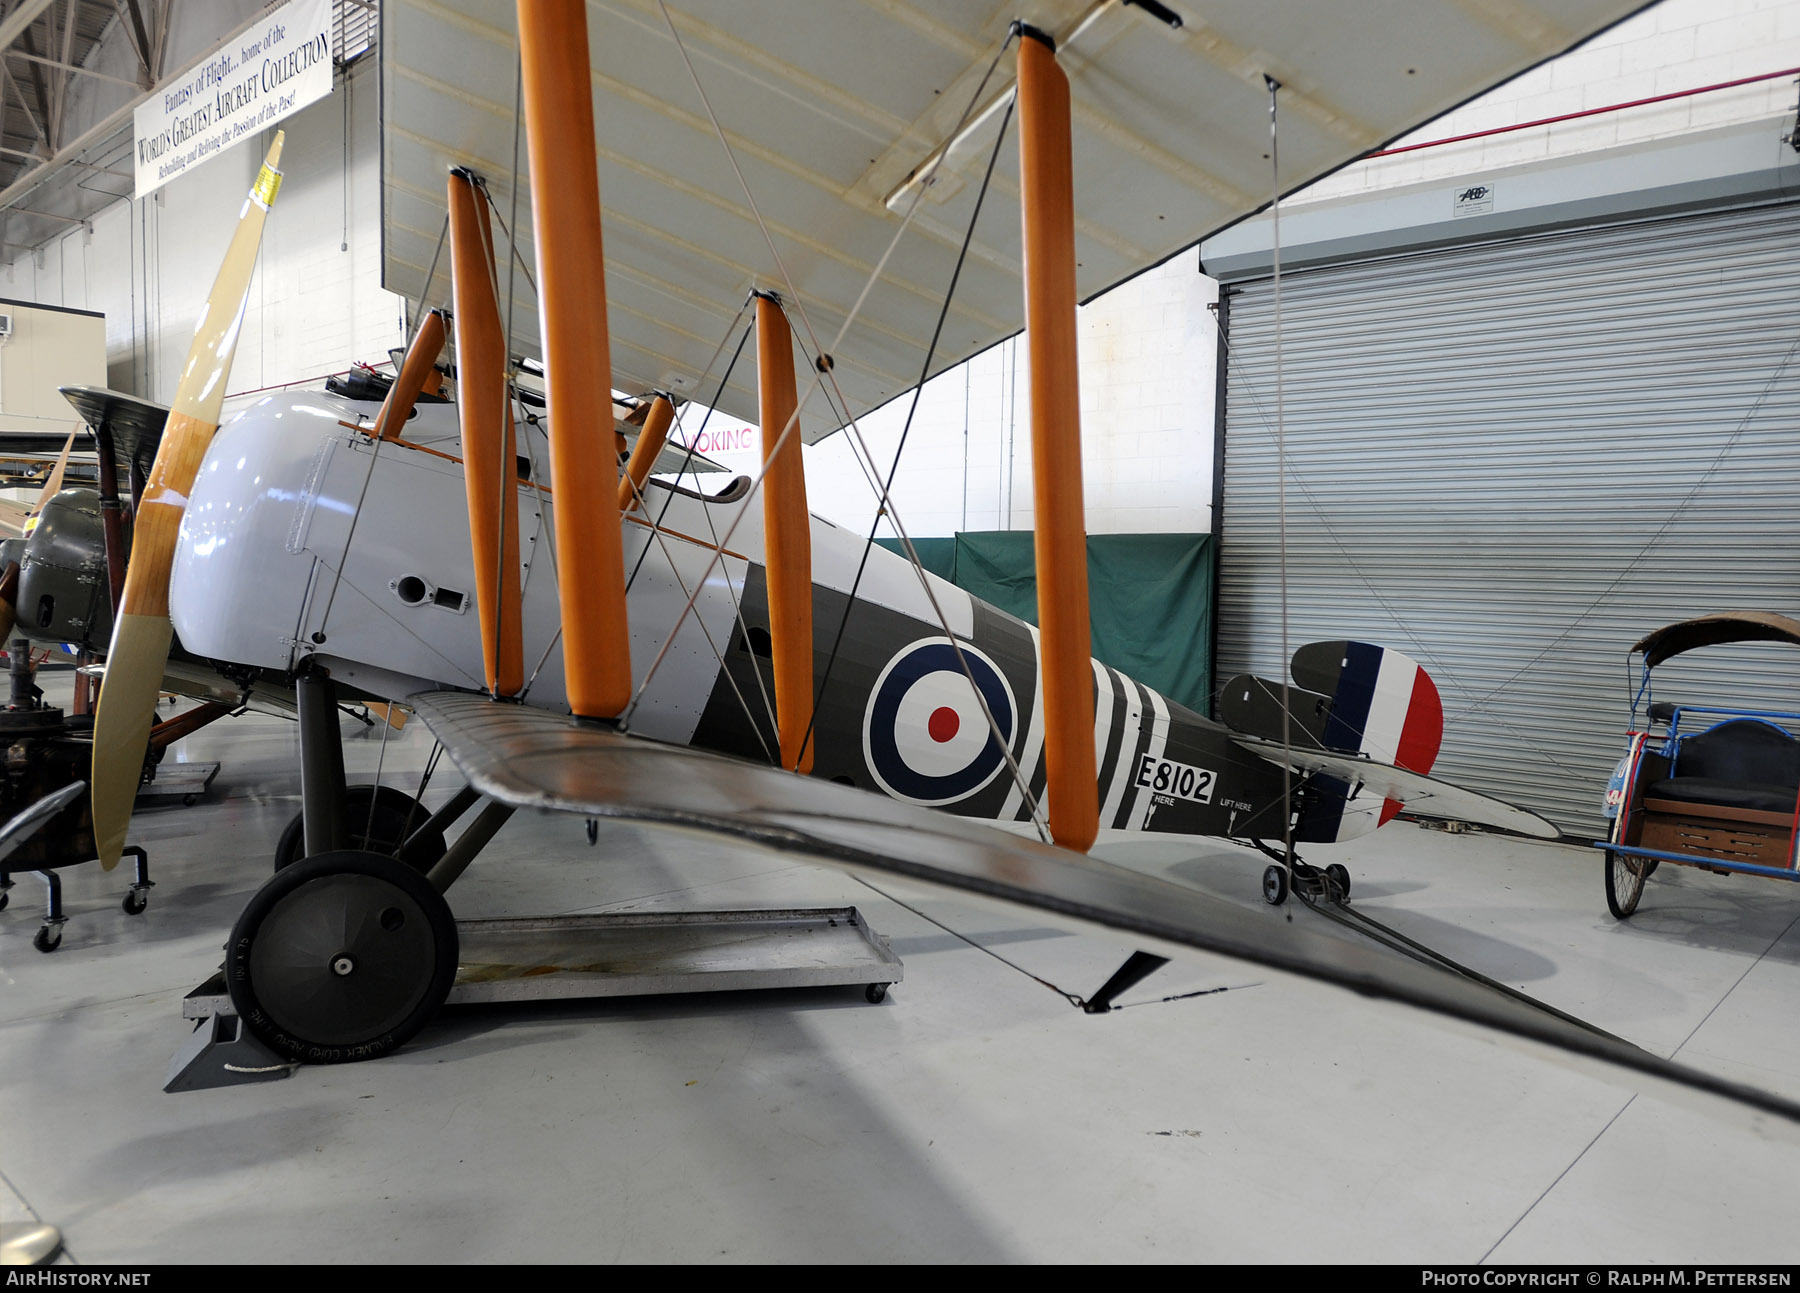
[1, 0, 1798, 1267]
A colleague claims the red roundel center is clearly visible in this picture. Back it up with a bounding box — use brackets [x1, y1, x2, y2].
[927, 706, 960, 743]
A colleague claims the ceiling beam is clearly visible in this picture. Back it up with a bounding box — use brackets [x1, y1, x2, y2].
[0, 1, 58, 56]
[5, 47, 142, 90]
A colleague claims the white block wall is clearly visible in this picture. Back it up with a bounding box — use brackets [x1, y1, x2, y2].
[798, 253, 1221, 540]
[1299, 0, 1800, 205]
[0, 53, 405, 418]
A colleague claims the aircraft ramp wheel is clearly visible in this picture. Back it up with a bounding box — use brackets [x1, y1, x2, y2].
[1261, 864, 1289, 906]
[273, 786, 447, 875]
[226, 849, 459, 1064]
[1604, 849, 1647, 920]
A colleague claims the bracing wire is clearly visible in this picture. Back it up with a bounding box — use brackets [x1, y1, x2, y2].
[796, 88, 1017, 781]
[638, 6, 1044, 832]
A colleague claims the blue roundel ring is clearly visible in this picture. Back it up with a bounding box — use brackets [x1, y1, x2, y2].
[862, 639, 1016, 805]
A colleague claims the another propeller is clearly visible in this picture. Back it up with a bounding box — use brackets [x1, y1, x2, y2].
[89, 133, 285, 870]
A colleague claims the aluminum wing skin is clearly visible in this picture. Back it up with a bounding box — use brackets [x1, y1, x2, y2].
[409, 689, 1800, 1133]
[381, 0, 1652, 436]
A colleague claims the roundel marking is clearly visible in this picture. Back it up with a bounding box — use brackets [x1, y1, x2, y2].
[863, 638, 1017, 806]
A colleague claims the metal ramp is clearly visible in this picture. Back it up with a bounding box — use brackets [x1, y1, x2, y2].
[167, 905, 902, 1091]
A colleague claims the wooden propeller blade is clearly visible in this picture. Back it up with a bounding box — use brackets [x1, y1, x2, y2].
[29, 428, 76, 518]
[90, 133, 285, 869]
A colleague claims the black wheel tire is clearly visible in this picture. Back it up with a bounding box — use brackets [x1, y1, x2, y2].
[1262, 864, 1289, 906]
[226, 849, 459, 1064]
[273, 786, 446, 875]
[1325, 863, 1352, 898]
[1604, 849, 1646, 920]
[865, 983, 888, 1004]
[0, 889, 9, 911]
[33, 924, 59, 953]
[122, 890, 148, 916]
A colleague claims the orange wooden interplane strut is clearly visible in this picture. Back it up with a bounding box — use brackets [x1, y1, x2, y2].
[374, 308, 446, 442]
[618, 394, 674, 513]
[1018, 31, 1097, 853]
[756, 294, 814, 775]
[90, 132, 286, 868]
[448, 167, 524, 697]
[518, 0, 632, 719]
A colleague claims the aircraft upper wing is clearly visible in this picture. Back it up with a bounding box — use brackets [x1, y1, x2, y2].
[409, 688, 1800, 1134]
[381, 0, 1652, 436]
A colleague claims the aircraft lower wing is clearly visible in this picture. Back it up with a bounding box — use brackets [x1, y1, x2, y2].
[1231, 735, 1562, 840]
[408, 689, 1799, 1134]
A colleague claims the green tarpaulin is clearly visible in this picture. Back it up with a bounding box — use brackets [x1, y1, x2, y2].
[875, 531, 1213, 712]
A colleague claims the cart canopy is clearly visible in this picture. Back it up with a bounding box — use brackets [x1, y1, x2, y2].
[1632, 611, 1800, 668]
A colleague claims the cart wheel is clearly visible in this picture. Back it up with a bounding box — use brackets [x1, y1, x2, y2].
[227, 849, 459, 1064]
[0, 889, 8, 912]
[1262, 864, 1289, 906]
[33, 924, 60, 953]
[122, 889, 149, 916]
[865, 983, 888, 1004]
[1324, 863, 1352, 899]
[1604, 849, 1646, 920]
[273, 785, 446, 875]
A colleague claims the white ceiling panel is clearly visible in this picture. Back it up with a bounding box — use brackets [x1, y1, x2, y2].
[381, 0, 1653, 437]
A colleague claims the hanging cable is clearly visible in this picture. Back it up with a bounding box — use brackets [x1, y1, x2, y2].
[1266, 74, 1294, 868]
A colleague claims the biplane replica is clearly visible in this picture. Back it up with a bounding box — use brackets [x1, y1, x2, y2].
[1603, 611, 1800, 918]
[38, 0, 1800, 1126]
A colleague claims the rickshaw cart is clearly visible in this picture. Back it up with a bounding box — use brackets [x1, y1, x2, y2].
[1602, 611, 1800, 917]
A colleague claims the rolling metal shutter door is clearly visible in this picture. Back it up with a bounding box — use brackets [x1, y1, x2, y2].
[1217, 200, 1800, 837]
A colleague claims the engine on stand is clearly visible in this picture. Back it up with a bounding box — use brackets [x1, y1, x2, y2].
[0, 491, 151, 951]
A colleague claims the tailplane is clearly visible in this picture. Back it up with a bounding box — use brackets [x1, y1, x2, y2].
[1218, 640, 1444, 841]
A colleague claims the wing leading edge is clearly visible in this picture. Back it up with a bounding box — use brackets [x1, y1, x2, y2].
[409, 689, 1800, 1135]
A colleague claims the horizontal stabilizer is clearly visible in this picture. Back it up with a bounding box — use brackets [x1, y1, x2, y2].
[1216, 675, 1333, 749]
[1229, 735, 1560, 840]
[407, 690, 1798, 1132]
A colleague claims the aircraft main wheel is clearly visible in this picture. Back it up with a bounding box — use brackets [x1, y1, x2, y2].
[1325, 863, 1352, 898]
[273, 786, 446, 875]
[1262, 864, 1289, 906]
[1604, 849, 1646, 920]
[226, 849, 459, 1064]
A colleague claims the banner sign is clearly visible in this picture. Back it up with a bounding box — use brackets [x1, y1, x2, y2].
[133, 0, 333, 198]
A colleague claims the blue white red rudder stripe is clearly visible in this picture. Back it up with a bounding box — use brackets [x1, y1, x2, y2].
[1290, 640, 1444, 842]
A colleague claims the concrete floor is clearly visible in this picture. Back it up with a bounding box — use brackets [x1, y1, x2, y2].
[3, 675, 1798, 1264]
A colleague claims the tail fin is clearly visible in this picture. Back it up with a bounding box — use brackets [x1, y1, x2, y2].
[1219, 641, 1444, 842]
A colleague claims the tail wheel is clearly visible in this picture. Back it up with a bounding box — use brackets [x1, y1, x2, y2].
[1261, 864, 1289, 906]
[227, 850, 458, 1064]
[1604, 849, 1647, 920]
